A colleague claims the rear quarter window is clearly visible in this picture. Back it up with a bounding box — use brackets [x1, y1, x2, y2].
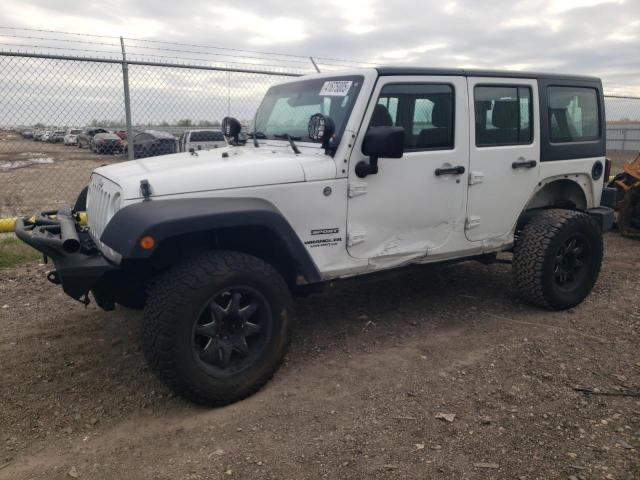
[538, 79, 605, 162]
[548, 86, 600, 143]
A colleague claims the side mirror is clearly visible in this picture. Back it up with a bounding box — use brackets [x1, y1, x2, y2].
[356, 126, 404, 178]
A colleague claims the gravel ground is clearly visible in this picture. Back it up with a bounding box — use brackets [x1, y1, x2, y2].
[0, 233, 638, 479]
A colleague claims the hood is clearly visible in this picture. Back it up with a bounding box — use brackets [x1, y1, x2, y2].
[93, 143, 336, 200]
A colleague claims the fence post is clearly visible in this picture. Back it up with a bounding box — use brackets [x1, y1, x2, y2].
[309, 57, 321, 73]
[120, 37, 135, 161]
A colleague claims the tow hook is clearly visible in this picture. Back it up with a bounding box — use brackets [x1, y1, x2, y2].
[47, 270, 60, 285]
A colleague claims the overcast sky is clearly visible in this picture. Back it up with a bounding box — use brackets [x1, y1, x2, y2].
[0, 0, 638, 127]
[1, 0, 638, 94]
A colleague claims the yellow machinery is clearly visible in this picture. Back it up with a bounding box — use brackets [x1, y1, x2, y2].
[609, 153, 640, 237]
[0, 212, 87, 234]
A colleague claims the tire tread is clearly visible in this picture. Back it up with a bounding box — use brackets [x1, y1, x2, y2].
[513, 209, 603, 310]
[143, 250, 291, 406]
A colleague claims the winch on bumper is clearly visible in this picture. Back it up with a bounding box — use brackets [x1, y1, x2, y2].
[14, 206, 118, 303]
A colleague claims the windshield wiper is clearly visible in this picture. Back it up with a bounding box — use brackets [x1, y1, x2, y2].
[248, 131, 266, 148]
[274, 133, 301, 154]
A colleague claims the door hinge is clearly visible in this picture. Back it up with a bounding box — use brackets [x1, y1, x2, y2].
[347, 231, 366, 246]
[465, 216, 481, 229]
[468, 171, 484, 185]
[348, 181, 367, 198]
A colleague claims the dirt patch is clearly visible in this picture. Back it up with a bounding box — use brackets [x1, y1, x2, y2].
[0, 132, 123, 217]
[0, 233, 638, 479]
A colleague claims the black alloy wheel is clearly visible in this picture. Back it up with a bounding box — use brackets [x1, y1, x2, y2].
[553, 234, 591, 291]
[192, 286, 270, 378]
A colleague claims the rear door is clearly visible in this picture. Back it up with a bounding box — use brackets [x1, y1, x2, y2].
[465, 78, 540, 242]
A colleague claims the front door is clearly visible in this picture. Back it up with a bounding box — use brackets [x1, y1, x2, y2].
[465, 78, 540, 242]
[347, 76, 469, 261]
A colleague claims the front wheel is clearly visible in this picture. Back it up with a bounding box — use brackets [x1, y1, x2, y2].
[143, 250, 292, 406]
[513, 209, 603, 310]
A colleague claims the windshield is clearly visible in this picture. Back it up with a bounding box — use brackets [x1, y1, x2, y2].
[254, 75, 364, 145]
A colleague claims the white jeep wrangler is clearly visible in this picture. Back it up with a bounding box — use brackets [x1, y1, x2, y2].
[17, 67, 617, 406]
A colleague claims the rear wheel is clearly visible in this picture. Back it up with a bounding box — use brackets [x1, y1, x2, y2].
[513, 209, 603, 310]
[143, 250, 292, 406]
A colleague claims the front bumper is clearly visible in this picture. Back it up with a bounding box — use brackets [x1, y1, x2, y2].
[15, 208, 117, 301]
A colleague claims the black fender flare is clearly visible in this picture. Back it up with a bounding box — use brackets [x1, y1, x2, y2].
[100, 197, 321, 283]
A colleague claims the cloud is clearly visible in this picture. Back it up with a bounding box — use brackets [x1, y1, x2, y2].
[0, 0, 166, 38]
[324, 0, 380, 34]
[208, 6, 308, 45]
[0, 0, 638, 105]
[547, 0, 624, 14]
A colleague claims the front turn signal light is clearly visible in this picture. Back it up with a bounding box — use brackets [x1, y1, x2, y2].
[140, 236, 155, 250]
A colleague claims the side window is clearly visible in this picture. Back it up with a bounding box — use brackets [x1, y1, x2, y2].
[547, 86, 599, 142]
[191, 131, 221, 142]
[474, 85, 532, 147]
[371, 84, 454, 150]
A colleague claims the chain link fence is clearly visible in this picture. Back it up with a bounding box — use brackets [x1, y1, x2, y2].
[0, 50, 303, 219]
[1, 39, 639, 220]
[604, 95, 640, 171]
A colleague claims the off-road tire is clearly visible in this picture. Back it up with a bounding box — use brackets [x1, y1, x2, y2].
[143, 250, 292, 406]
[513, 209, 603, 310]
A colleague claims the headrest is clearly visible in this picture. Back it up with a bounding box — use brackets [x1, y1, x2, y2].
[370, 104, 393, 127]
[432, 102, 451, 128]
[492, 100, 519, 129]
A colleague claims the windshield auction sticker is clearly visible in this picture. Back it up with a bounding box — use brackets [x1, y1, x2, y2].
[319, 81, 352, 96]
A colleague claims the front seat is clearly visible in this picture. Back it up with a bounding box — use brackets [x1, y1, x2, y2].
[370, 104, 393, 127]
[491, 100, 519, 144]
[417, 102, 452, 148]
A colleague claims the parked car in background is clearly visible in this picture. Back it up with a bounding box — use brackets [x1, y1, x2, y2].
[113, 130, 128, 141]
[50, 130, 66, 143]
[131, 130, 178, 158]
[77, 127, 109, 148]
[41, 131, 53, 142]
[21, 130, 34, 139]
[33, 130, 44, 141]
[63, 128, 83, 145]
[178, 129, 225, 152]
[91, 132, 123, 154]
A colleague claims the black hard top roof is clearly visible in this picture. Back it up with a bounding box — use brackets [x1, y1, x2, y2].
[375, 66, 600, 83]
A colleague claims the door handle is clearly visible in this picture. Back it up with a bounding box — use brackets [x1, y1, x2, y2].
[512, 158, 537, 169]
[435, 165, 465, 176]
